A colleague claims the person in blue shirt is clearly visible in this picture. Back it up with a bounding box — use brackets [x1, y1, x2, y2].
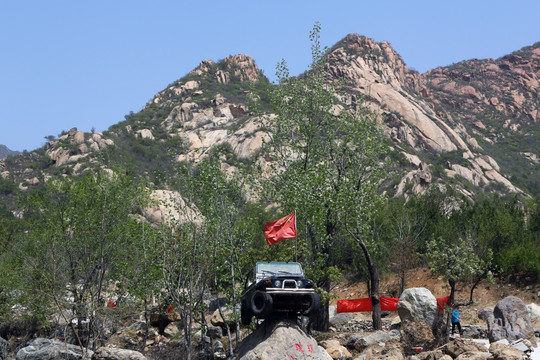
[451, 306, 463, 336]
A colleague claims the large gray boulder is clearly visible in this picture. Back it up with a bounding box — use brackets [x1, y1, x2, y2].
[15, 338, 93, 360]
[397, 287, 438, 327]
[0, 337, 9, 360]
[236, 318, 332, 360]
[346, 330, 401, 350]
[92, 347, 148, 360]
[478, 296, 536, 346]
[329, 313, 353, 328]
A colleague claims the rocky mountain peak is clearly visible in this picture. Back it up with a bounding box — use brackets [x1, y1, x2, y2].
[148, 54, 266, 108]
[220, 54, 265, 83]
[327, 34, 421, 91]
[189, 54, 265, 84]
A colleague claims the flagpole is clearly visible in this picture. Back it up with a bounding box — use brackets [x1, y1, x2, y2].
[295, 211, 297, 262]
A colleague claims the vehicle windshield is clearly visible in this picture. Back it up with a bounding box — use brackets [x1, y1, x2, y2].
[256, 262, 303, 276]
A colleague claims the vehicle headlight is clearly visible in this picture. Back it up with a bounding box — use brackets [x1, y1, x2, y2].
[274, 280, 282, 288]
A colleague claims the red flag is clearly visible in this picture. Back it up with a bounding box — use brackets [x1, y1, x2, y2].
[264, 212, 297, 245]
[436, 296, 451, 311]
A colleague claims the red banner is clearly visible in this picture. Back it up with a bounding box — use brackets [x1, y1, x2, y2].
[381, 297, 399, 311]
[337, 298, 372, 313]
[337, 296, 451, 313]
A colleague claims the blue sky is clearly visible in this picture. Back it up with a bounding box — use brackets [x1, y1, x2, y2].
[1, 1, 539, 152]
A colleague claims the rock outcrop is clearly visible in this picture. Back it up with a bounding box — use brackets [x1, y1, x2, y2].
[1, 35, 538, 210]
[93, 347, 148, 360]
[142, 189, 201, 225]
[15, 338, 93, 360]
[236, 318, 332, 360]
[397, 287, 439, 327]
[478, 295, 537, 346]
[0, 337, 9, 360]
[346, 330, 401, 351]
[397, 288, 442, 350]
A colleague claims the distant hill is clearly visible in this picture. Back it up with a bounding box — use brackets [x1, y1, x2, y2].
[0, 36, 538, 202]
[0, 145, 19, 159]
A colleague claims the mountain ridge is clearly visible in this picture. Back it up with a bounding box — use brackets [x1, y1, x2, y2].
[0, 145, 19, 160]
[1, 34, 539, 205]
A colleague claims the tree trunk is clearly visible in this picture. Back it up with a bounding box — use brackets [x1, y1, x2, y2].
[399, 268, 405, 296]
[350, 230, 382, 330]
[443, 279, 456, 344]
[370, 264, 382, 330]
[469, 270, 487, 304]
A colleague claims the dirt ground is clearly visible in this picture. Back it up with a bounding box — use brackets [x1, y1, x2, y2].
[330, 268, 540, 328]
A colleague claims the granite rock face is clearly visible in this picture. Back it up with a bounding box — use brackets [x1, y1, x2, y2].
[15, 338, 93, 360]
[478, 295, 536, 346]
[397, 287, 439, 327]
[93, 347, 148, 360]
[236, 318, 332, 360]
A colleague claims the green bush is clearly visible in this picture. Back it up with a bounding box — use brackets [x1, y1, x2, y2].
[0, 178, 17, 196]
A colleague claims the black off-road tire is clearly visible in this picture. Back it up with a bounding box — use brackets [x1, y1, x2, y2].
[250, 290, 273, 317]
[241, 301, 253, 325]
[303, 292, 321, 317]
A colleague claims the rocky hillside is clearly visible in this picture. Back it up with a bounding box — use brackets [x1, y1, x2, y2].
[1, 35, 539, 209]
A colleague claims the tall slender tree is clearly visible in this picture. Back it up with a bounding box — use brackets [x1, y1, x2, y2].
[258, 22, 391, 330]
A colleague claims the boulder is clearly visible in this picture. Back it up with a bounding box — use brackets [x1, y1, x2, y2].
[208, 297, 227, 312]
[346, 330, 400, 350]
[369, 348, 404, 359]
[454, 352, 490, 360]
[15, 338, 93, 360]
[488, 342, 523, 360]
[135, 129, 154, 140]
[210, 307, 237, 331]
[440, 338, 488, 358]
[400, 319, 436, 350]
[322, 339, 351, 360]
[397, 287, 438, 327]
[163, 322, 180, 338]
[478, 295, 536, 345]
[527, 302, 540, 320]
[461, 325, 486, 339]
[329, 312, 354, 328]
[413, 349, 444, 360]
[206, 326, 223, 339]
[92, 347, 148, 360]
[73, 131, 85, 144]
[0, 337, 9, 360]
[236, 318, 332, 360]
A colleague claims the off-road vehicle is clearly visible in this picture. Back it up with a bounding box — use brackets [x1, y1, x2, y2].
[240, 262, 321, 325]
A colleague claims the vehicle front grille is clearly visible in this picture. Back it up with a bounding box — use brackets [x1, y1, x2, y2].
[282, 279, 298, 288]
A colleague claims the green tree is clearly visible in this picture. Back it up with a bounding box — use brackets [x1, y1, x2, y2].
[158, 156, 254, 359]
[179, 155, 250, 354]
[425, 236, 492, 342]
[381, 196, 426, 295]
[258, 22, 391, 330]
[13, 170, 149, 351]
[158, 221, 211, 360]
